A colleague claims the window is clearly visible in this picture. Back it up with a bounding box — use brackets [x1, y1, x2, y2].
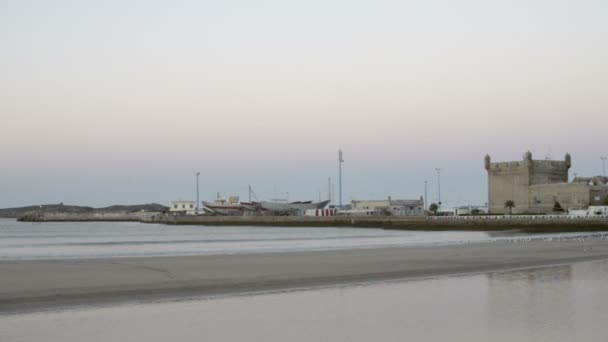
[182, 204, 185, 209]
[190, 204, 193, 209]
[174, 204, 177, 209]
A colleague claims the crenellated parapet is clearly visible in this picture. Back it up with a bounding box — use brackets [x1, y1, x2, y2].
[485, 151, 572, 214]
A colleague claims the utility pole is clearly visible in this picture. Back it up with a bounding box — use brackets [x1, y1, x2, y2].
[248, 184, 251, 203]
[339, 149, 344, 209]
[435, 168, 442, 209]
[196, 172, 200, 212]
[603, 157, 608, 215]
[424, 180, 428, 211]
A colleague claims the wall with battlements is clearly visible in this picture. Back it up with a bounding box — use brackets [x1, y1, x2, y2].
[486, 159, 530, 214]
[528, 183, 590, 213]
[485, 152, 572, 214]
[528, 160, 569, 185]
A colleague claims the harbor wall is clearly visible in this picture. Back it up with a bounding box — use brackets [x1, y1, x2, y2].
[142, 214, 608, 232]
[16, 211, 608, 232]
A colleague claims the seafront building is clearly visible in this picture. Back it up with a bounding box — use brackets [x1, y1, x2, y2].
[485, 152, 608, 214]
[350, 197, 425, 216]
[454, 205, 488, 216]
[169, 200, 196, 215]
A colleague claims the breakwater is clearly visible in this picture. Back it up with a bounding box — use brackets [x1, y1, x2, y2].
[18, 211, 161, 222]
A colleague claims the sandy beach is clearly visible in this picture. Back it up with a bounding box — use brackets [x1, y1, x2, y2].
[1, 237, 608, 314]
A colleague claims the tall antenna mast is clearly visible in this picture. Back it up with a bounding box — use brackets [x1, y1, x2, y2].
[339, 149, 344, 208]
[328, 177, 332, 204]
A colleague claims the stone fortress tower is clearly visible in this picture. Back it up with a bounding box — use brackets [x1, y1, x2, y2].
[485, 152, 608, 214]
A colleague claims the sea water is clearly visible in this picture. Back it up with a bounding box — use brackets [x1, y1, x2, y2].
[1, 218, 607, 260]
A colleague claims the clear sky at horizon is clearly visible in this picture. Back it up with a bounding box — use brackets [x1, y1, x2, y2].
[1, 0, 607, 208]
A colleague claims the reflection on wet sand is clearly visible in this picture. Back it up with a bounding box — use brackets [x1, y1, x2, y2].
[1, 260, 608, 342]
[487, 265, 574, 340]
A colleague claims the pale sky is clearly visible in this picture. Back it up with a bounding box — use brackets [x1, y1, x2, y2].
[1, 0, 607, 208]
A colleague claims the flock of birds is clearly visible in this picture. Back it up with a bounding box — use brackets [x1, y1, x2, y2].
[453, 232, 608, 247]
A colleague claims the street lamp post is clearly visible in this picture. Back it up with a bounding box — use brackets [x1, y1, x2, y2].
[196, 172, 200, 213]
[424, 180, 428, 211]
[602, 157, 608, 216]
[435, 168, 442, 209]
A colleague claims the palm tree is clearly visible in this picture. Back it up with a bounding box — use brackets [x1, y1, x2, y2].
[504, 200, 515, 215]
[429, 203, 439, 215]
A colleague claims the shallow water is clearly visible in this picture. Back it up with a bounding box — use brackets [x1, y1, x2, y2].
[2, 219, 606, 260]
[2, 259, 608, 341]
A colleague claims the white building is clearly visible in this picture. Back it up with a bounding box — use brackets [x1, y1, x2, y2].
[350, 197, 425, 216]
[351, 200, 390, 211]
[568, 206, 608, 216]
[169, 200, 196, 214]
[389, 199, 425, 216]
[454, 205, 489, 216]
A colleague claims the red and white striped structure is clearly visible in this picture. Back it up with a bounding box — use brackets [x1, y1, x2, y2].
[305, 209, 338, 217]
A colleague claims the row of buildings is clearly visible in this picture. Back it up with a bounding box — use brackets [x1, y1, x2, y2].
[169, 151, 608, 217]
[169, 197, 426, 217]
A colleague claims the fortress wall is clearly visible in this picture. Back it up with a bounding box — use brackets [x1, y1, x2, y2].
[529, 160, 569, 185]
[589, 187, 608, 205]
[487, 163, 530, 214]
[528, 183, 590, 213]
[486, 154, 572, 214]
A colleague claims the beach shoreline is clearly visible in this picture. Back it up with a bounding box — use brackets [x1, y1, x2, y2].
[2, 238, 608, 314]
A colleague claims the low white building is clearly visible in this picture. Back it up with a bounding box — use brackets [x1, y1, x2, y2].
[350, 197, 425, 216]
[568, 206, 608, 216]
[169, 200, 196, 215]
[351, 200, 390, 211]
[454, 205, 489, 216]
[390, 199, 425, 216]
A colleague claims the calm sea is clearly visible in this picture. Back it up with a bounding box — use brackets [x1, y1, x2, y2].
[1, 218, 606, 260]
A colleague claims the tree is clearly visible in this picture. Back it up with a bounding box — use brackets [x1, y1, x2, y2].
[429, 203, 439, 215]
[504, 200, 515, 215]
[553, 201, 564, 212]
[380, 208, 392, 216]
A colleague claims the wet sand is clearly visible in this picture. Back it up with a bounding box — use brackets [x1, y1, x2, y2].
[2, 238, 608, 313]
